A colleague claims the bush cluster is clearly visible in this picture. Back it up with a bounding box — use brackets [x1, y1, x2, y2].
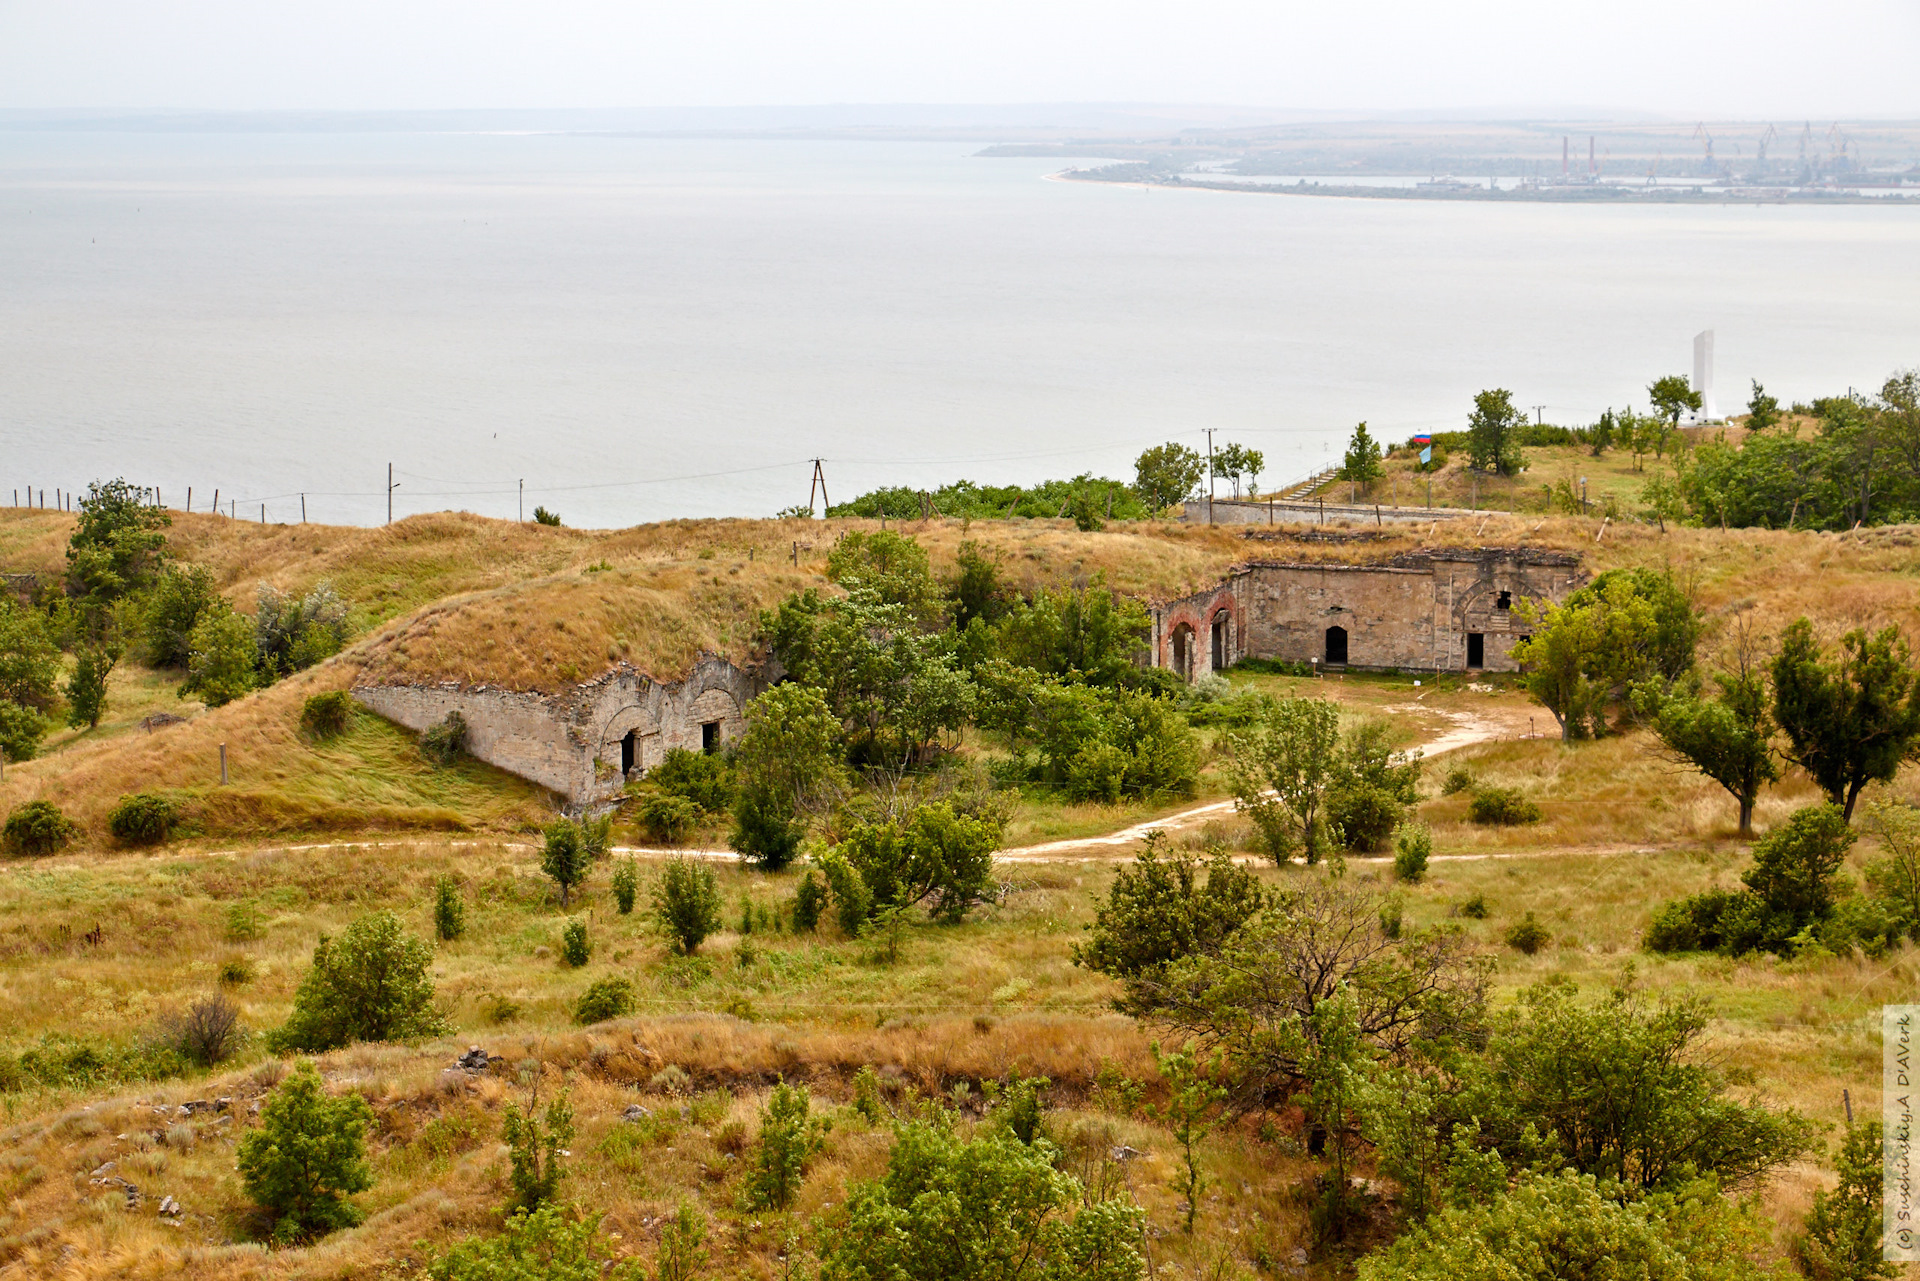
[3, 799, 78, 857]
[108, 792, 179, 846]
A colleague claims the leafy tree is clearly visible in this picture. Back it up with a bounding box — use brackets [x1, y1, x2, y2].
[1071, 833, 1264, 1011]
[532, 506, 561, 526]
[540, 819, 590, 907]
[254, 582, 350, 677]
[0, 701, 49, 764]
[1589, 408, 1617, 456]
[742, 1082, 830, 1211]
[1214, 442, 1266, 497]
[1772, 619, 1920, 820]
[183, 608, 258, 707]
[1299, 986, 1373, 1242]
[1339, 422, 1384, 493]
[1223, 696, 1341, 861]
[236, 1060, 374, 1243]
[560, 919, 589, 966]
[1144, 874, 1487, 1099]
[1327, 721, 1422, 852]
[428, 1206, 646, 1281]
[729, 682, 842, 868]
[997, 581, 1149, 687]
[266, 911, 447, 1052]
[1358, 1169, 1791, 1281]
[645, 747, 734, 814]
[1133, 441, 1205, 514]
[1639, 468, 1684, 532]
[1153, 1042, 1226, 1234]
[2, 799, 79, 857]
[1863, 801, 1920, 940]
[1513, 571, 1689, 740]
[825, 801, 1001, 924]
[144, 563, 223, 668]
[1466, 982, 1816, 1191]
[947, 540, 1009, 629]
[61, 643, 116, 729]
[827, 529, 942, 623]
[502, 1087, 574, 1212]
[1649, 374, 1704, 440]
[1743, 803, 1854, 927]
[610, 858, 638, 915]
[65, 478, 170, 625]
[300, 690, 355, 739]
[1747, 379, 1783, 431]
[1636, 633, 1779, 836]
[652, 855, 722, 954]
[819, 1120, 1145, 1281]
[1016, 681, 1197, 802]
[1393, 822, 1432, 883]
[0, 598, 61, 717]
[1796, 1121, 1898, 1281]
[1466, 388, 1526, 476]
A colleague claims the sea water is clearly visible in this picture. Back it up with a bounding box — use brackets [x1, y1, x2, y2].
[2, 130, 1916, 527]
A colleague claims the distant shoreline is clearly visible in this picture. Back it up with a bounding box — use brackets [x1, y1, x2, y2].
[1052, 170, 1918, 206]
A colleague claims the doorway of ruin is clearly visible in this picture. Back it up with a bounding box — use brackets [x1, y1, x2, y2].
[1171, 623, 1195, 681]
[702, 720, 721, 753]
[621, 729, 638, 776]
[1467, 632, 1485, 668]
[1325, 625, 1348, 665]
[1210, 613, 1228, 672]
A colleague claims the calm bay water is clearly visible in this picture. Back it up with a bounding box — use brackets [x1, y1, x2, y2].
[2, 131, 1917, 528]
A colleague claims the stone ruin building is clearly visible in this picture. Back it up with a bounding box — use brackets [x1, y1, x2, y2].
[352, 654, 767, 806]
[1149, 546, 1584, 679]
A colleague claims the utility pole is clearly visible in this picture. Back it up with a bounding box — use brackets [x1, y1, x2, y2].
[301, 493, 306, 523]
[387, 463, 400, 526]
[1203, 428, 1216, 524]
[807, 460, 830, 516]
[518, 479, 524, 523]
[1533, 405, 1546, 426]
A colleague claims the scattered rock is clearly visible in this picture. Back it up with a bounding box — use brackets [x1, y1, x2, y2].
[622, 1104, 652, 1123]
[214, 1097, 233, 1112]
[158, 1195, 182, 1217]
[1290, 1247, 1309, 1266]
[177, 1100, 212, 1117]
[1109, 1145, 1144, 1163]
[140, 712, 186, 733]
[89, 1162, 115, 1179]
[248, 1101, 261, 1115]
[215, 1115, 233, 1127]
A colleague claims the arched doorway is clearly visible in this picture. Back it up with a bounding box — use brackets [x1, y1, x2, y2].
[1325, 625, 1348, 665]
[1170, 623, 1196, 681]
[1210, 612, 1230, 672]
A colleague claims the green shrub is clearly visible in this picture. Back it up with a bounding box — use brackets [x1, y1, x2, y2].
[742, 1082, 830, 1211]
[1458, 893, 1491, 920]
[428, 1206, 645, 1281]
[0, 702, 49, 764]
[1393, 822, 1432, 882]
[159, 992, 246, 1067]
[144, 563, 222, 668]
[560, 919, 590, 967]
[266, 911, 448, 1053]
[648, 748, 735, 813]
[183, 609, 258, 707]
[1065, 741, 1130, 803]
[226, 900, 264, 942]
[108, 792, 179, 846]
[219, 956, 256, 985]
[610, 859, 638, 914]
[64, 645, 115, 729]
[3, 799, 77, 857]
[532, 506, 561, 527]
[730, 782, 807, 870]
[300, 691, 355, 740]
[540, 819, 590, 908]
[652, 855, 722, 955]
[1644, 889, 1746, 953]
[638, 793, 701, 845]
[574, 977, 635, 1025]
[1441, 765, 1477, 796]
[851, 1064, 886, 1124]
[1468, 786, 1542, 826]
[994, 1076, 1049, 1146]
[1358, 1170, 1787, 1281]
[820, 1120, 1145, 1281]
[1794, 1121, 1894, 1281]
[502, 1091, 573, 1212]
[1505, 913, 1552, 955]
[237, 1060, 374, 1243]
[421, 711, 469, 764]
[433, 875, 465, 941]
[652, 1204, 708, 1281]
[792, 870, 827, 932]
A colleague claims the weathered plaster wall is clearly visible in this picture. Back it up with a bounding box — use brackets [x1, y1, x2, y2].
[1149, 548, 1582, 676]
[353, 654, 762, 805]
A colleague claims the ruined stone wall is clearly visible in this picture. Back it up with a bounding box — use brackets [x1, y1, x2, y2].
[353, 654, 763, 805]
[1148, 548, 1582, 676]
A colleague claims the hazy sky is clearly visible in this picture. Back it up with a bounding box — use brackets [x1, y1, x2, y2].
[3, 0, 1916, 118]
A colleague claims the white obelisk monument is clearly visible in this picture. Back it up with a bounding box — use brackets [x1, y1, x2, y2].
[1692, 330, 1718, 422]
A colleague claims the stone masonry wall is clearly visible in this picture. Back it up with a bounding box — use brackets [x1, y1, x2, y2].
[353, 654, 762, 805]
[1149, 548, 1582, 676]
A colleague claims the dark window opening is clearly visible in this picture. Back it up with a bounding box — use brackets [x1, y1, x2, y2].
[1171, 624, 1194, 681]
[621, 729, 638, 775]
[1210, 614, 1228, 671]
[701, 720, 721, 753]
[1325, 625, 1348, 665]
[1496, 590, 1512, 611]
[1467, 632, 1485, 668]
